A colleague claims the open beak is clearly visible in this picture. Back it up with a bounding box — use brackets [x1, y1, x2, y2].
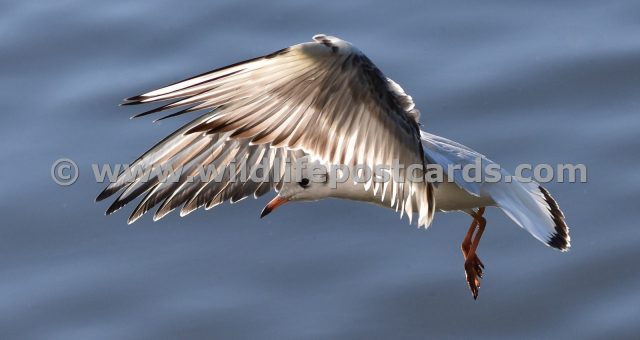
[260, 195, 288, 218]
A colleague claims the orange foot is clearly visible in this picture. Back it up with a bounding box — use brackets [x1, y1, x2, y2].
[464, 253, 484, 299]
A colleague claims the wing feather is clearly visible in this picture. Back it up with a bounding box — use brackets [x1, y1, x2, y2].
[99, 35, 434, 226]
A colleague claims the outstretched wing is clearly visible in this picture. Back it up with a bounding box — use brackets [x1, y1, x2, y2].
[421, 132, 570, 250]
[98, 34, 435, 226]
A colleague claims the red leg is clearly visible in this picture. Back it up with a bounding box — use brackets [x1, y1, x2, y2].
[463, 207, 486, 300]
[461, 217, 477, 258]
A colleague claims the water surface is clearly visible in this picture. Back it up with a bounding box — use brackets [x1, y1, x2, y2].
[1, 1, 639, 338]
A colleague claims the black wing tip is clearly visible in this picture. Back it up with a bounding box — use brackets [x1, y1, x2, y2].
[539, 185, 571, 251]
[127, 212, 141, 225]
[105, 200, 125, 216]
[121, 95, 147, 106]
[96, 188, 116, 202]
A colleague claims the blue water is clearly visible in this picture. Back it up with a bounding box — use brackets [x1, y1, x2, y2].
[1, 1, 639, 338]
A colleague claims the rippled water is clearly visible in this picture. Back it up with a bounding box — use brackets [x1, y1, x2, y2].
[2, 1, 639, 338]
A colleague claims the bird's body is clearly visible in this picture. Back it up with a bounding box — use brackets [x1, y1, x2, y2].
[433, 181, 495, 212]
[99, 34, 570, 299]
[297, 160, 493, 213]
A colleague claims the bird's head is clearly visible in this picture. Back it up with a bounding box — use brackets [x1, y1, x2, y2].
[260, 158, 332, 218]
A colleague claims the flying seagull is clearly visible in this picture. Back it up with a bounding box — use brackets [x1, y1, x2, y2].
[98, 34, 570, 299]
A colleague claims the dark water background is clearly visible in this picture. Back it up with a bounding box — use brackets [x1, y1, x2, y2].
[1, 1, 639, 338]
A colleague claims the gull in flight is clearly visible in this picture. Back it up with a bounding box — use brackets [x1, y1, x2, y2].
[98, 34, 570, 299]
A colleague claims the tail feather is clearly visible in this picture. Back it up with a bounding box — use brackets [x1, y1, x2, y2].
[539, 186, 570, 250]
[485, 180, 570, 251]
[421, 131, 570, 251]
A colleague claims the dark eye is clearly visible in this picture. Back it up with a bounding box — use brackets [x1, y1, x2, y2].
[298, 178, 310, 188]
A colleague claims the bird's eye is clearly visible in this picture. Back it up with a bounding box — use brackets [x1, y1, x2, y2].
[298, 178, 310, 188]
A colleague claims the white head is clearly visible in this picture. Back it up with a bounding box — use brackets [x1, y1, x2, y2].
[260, 158, 332, 218]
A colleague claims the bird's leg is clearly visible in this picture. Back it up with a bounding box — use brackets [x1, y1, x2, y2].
[463, 207, 486, 300]
[461, 218, 477, 258]
[461, 210, 485, 270]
